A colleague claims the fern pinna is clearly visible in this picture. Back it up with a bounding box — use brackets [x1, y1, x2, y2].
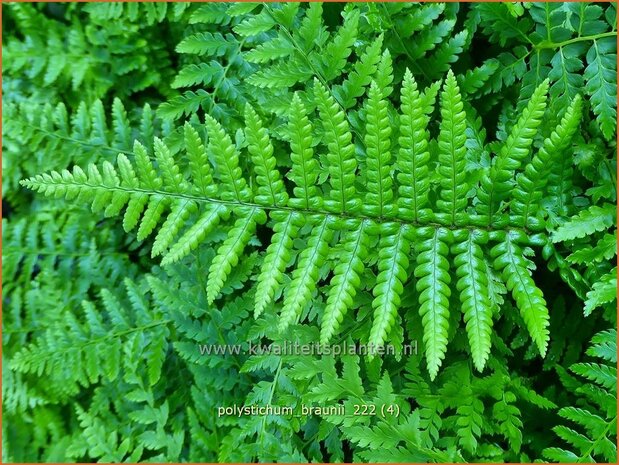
[23, 68, 583, 379]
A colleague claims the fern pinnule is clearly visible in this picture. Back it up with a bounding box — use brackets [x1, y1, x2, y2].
[287, 93, 321, 210]
[314, 79, 359, 214]
[152, 200, 197, 258]
[207, 207, 266, 304]
[254, 211, 304, 318]
[244, 104, 288, 207]
[453, 229, 493, 372]
[161, 205, 228, 266]
[184, 122, 216, 197]
[369, 223, 413, 351]
[279, 215, 334, 332]
[363, 81, 394, 218]
[436, 69, 468, 225]
[397, 69, 433, 223]
[321, 219, 370, 345]
[335, 34, 384, 109]
[491, 231, 550, 356]
[204, 114, 251, 202]
[322, 9, 359, 81]
[511, 94, 583, 229]
[477, 79, 549, 224]
[415, 226, 452, 380]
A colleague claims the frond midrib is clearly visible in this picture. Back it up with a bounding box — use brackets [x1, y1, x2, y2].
[32, 178, 544, 238]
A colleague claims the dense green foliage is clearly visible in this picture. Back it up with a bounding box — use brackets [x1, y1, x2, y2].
[3, 2, 617, 463]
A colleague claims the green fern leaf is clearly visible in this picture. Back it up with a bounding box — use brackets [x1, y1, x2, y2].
[280, 215, 334, 332]
[491, 231, 550, 356]
[203, 114, 251, 202]
[321, 219, 370, 345]
[511, 95, 582, 229]
[207, 207, 266, 304]
[363, 81, 394, 217]
[552, 204, 616, 243]
[233, 11, 275, 37]
[584, 268, 617, 317]
[151, 200, 197, 258]
[420, 30, 468, 78]
[437, 69, 468, 225]
[369, 223, 413, 351]
[567, 232, 617, 265]
[244, 36, 294, 64]
[244, 104, 288, 206]
[334, 34, 383, 109]
[397, 69, 433, 222]
[247, 60, 313, 89]
[254, 211, 303, 318]
[322, 10, 359, 81]
[453, 229, 493, 372]
[314, 79, 359, 213]
[184, 122, 216, 197]
[287, 93, 321, 210]
[176, 32, 236, 56]
[161, 205, 228, 266]
[584, 37, 617, 140]
[414, 227, 452, 380]
[477, 79, 549, 224]
[172, 63, 220, 89]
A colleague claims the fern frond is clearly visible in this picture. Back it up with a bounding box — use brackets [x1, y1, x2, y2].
[11, 279, 167, 391]
[544, 328, 617, 463]
[414, 227, 452, 380]
[21, 59, 584, 382]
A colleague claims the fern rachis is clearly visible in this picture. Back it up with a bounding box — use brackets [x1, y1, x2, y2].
[22, 67, 582, 379]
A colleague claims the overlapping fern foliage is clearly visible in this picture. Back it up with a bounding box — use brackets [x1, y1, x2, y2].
[4, 2, 617, 464]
